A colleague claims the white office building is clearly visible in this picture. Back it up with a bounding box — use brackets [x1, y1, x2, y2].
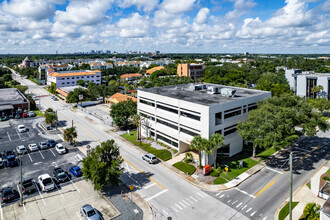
[285, 69, 330, 99]
[47, 70, 102, 89]
[138, 83, 271, 166]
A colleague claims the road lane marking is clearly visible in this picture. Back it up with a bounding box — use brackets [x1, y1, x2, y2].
[215, 192, 221, 196]
[242, 205, 247, 210]
[190, 196, 197, 202]
[186, 198, 194, 204]
[246, 208, 252, 213]
[175, 204, 182, 210]
[227, 200, 231, 203]
[16, 130, 21, 139]
[251, 211, 256, 216]
[219, 194, 224, 198]
[124, 172, 142, 187]
[38, 150, 45, 159]
[7, 132, 11, 141]
[34, 181, 46, 206]
[254, 180, 276, 197]
[265, 166, 283, 174]
[143, 183, 156, 189]
[57, 134, 64, 141]
[145, 189, 168, 202]
[263, 217, 268, 220]
[179, 202, 186, 208]
[27, 132, 31, 137]
[235, 188, 255, 198]
[232, 200, 238, 205]
[171, 206, 178, 212]
[236, 202, 242, 208]
[122, 158, 166, 190]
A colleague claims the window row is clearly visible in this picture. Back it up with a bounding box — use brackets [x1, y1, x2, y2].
[59, 75, 100, 80]
[224, 124, 237, 136]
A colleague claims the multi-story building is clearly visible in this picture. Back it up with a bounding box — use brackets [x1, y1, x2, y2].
[138, 83, 271, 166]
[89, 61, 113, 70]
[47, 70, 101, 89]
[285, 69, 330, 99]
[38, 64, 73, 81]
[177, 63, 205, 80]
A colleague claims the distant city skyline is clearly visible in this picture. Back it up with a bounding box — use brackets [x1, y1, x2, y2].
[0, 0, 329, 54]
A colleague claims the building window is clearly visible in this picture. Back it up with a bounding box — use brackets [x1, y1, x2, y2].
[243, 105, 247, 113]
[157, 104, 178, 114]
[217, 144, 230, 154]
[87, 76, 90, 78]
[328, 80, 330, 100]
[76, 77, 79, 79]
[67, 77, 70, 79]
[156, 119, 178, 130]
[248, 103, 257, 111]
[140, 112, 155, 121]
[61, 78, 65, 80]
[180, 111, 200, 121]
[157, 133, 178, 148]
[215, 112, 222, 125]
[180, 127, 198, 137]
[306, 78, 317, 99]
[91, 76, 94, 78]
[140, 99, 155, 107]
[72, 77, 74, 79]
[67, 82, 70, 84]
[224, 107, 241, 119]
[224, 124, 237, 136]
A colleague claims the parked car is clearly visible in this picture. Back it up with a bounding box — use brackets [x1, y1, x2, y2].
[3, 150, 15, 157]
[8, 115, 13, 119]
[142, 153, 158, 164]
[0, 116, 8, 121]
[38, 174, 55, 192]
[22, 113, 28, 118]
[48, 140, 56, 147]
[0, 154, 4, 168]
[69, 166, 82, 177]
[32, 96, 39, 101]
[15, 114, 21, 119]
[28, 111, 36, 117]
[51, 96, 58, 101]
[19, 178, 36, 194]
[55, 144, 66, 155]
[18, 124, 27, 133]
[80, 204, 103, 220]
[28, 144, 38, 152]
[53, 167, 69, 183]
[38, 142, 48, 150]
[1, 187, 15, 203]
[16, 145, 27, 155]
[6, 155, 18, 167]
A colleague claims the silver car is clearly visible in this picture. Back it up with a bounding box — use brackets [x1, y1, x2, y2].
[80, 204, 103, 220]
[39, 142, 48, 150]
[142, 153, 158, 164]
[16, 145, 27, 154]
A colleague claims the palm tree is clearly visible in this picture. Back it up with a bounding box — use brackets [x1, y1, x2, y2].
[64, 127, 77, 145]
[209, 133, 225, 168]
[190, 135, 205, 167]
[129, 114, 142, 145]
[45, 112, 57, 126]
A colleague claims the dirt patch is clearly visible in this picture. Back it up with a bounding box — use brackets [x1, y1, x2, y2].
[195, 167, 216, 184]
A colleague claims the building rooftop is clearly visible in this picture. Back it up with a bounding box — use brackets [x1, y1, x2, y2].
[138, 83, 270, 106]
[0, 88, 26, 104]
[322, 198, 330, 216]
[48, 70, 101, 77]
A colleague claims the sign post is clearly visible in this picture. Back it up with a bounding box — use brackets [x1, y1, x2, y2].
[203, 165, 211, 176]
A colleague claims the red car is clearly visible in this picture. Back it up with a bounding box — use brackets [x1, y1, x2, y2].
[22, 113, 28, 118]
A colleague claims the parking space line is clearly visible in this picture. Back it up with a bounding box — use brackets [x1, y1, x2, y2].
[7, 132, 11, 141]
[186, 198, 194, 204]
[38, 150, 45, 159]
[75, 212, 82, 220]
[66, 174, 80, 193]
[57, 134, 64, 141]
[145, 189, 168, 202]
[48, 148, 56, 157]
[16, 130, 21, 139]
[175, 203, 182, 210]
[197, 192, 206, 198]
[52, 179, 64, 199]
[27, 132, 31, 137]
[182, 200, 190, 206]
[171, 206, 178, 212]
[34, 181, 46, 206]
[26, 152, 33, 162]
[251, 211, 257, 216]
[143, 183, 156, 189]
[0, 197, 3, 220]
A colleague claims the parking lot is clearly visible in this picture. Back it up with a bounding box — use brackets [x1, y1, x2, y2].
[0, 118, 118, 219]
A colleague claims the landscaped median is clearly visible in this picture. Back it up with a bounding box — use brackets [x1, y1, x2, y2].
[121, 130, 172, 161]
[173, 162, 196, 175]
[278, 201, 299, 220]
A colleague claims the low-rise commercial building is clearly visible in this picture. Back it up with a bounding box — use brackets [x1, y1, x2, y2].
[105, 93, 137, 107]
[47, 70, 101, 89]
[0, 88, 30, 116]
[138, 83, 271, 166]
[285, 69, 330, 99]
[177, 63, 205, 80]
[120, 73, 142, 81]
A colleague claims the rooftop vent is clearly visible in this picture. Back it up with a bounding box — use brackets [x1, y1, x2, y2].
[194, 84, 207, 91]
[221, 88, 236, 98]
[207, 86, 220, 94]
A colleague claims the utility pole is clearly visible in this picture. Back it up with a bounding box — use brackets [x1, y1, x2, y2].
[19, 154, 23, 206]
[55, 110, 58, 130]
[72, 120, 73, 129]
[289, 151, 293, 220]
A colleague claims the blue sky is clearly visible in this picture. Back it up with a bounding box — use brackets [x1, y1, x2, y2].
[0, 0, 329, 54]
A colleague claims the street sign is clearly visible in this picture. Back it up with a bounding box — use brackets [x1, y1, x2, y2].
[79, 95, 83, 100]
[130, 185, 134, 190]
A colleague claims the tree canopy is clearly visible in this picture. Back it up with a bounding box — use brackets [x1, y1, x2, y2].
[110, 99, 137, 128]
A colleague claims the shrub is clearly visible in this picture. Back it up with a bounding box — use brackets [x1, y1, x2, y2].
[299, 203, 320, 220]
[210, 167, 222, 177]
[322, 176, 330, 181]
[173, 162, 196, 175]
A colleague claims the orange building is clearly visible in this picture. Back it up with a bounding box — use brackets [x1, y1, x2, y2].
[105, 93, 137, 107]
[146, 66, 165, 75]
[177, 63, 204, 80]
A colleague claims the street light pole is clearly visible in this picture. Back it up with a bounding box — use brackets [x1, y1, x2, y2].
[19, 154, 23, 206]
[289, 151, 293, 220]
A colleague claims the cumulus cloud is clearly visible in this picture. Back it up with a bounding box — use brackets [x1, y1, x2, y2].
[117, 0, 159, 12]
[194, 8, 210, 25]
[160, 0, 196, 13]
[226, 0, 257, 19]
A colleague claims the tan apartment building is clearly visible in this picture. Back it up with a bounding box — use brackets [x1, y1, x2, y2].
[177, 63, 205, 80]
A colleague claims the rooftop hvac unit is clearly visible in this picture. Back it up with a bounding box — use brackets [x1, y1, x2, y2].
[194, 84, 207, 90]
[207, 86, 219, 94]
[221, 88, 236, 97]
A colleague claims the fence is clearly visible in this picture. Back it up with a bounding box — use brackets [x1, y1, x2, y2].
[77, 106, 114, 127]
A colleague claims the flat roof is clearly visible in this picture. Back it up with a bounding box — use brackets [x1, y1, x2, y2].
[57, 85, 85, 93]
[138, 83, 270, 106]
[0, 88, 26, 105]
[321, 181, 330, 195]
[322, 198, 330, 216]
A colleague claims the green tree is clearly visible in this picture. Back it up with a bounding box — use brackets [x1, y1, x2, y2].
[63, 127, 77, 145]
[44, 111, 57, 126]
[110, 99, 137, 128]
[76, 80, 87, 87]
[129, 114, 142, 144]
[299, 203, 320, 220]
[82, 140, 123, 190]
[190, 135, 205, 167]
[309, 98, 330, 113]
[49, 82, 56, 94]
[15, 85, 28, 94]
[209, 133, 225, 168]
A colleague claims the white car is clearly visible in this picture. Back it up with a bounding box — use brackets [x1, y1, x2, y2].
[18, 125, 27, 133]
[38, 142, 48, 150]
[28, 144, 38, 152]
[38, 174, 55, 192]
[55, 144, 66, 155]
[16, 145, 27, 154]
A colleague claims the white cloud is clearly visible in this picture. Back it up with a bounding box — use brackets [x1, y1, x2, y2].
[160, 0, 196, 13]
[226, 0, 257, 19]
[194, 8, 210, 25]
[117, 0, 159, 12]
[2, 0, 62, 21]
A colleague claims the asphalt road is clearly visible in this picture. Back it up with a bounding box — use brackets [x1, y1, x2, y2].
[11, 70, 330, 220]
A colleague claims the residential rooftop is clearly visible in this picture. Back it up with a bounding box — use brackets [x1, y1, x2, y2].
[138, 83, 270, 106]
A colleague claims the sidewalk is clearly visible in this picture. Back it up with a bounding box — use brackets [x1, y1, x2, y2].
[275, 160, 330, 220]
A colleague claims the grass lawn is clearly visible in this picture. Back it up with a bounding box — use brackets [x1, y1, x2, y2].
[33, 110, 43, 117]
[173, 162, 196, 175]
[279, 202, 299, 220]
[214, 146, 277, 184]
[326, 168, 330, 174]
[121, 131, 172, 161]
